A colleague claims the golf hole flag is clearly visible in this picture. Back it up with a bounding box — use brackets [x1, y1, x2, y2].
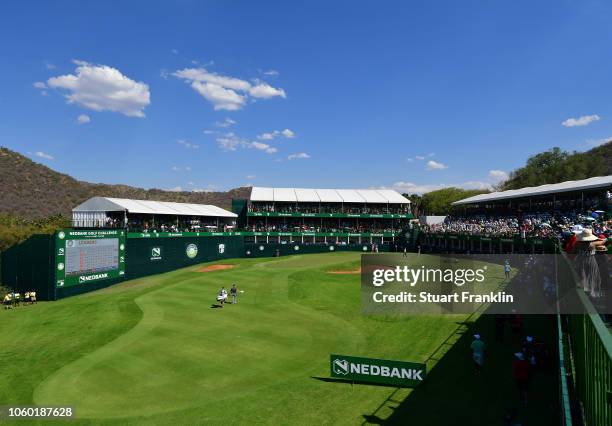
[330, 354, 426, 387]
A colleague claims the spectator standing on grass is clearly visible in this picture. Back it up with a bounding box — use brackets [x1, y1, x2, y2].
[470, 334, 486, 375]
[3, 293, 11, 310]
[504, 260, 511, 280]
[30, 290, 36, 304]
[230, 284, 238, 304]
[512, 352, 530, 405]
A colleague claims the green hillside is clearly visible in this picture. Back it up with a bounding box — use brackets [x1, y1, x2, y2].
[0, 147, 250, 219]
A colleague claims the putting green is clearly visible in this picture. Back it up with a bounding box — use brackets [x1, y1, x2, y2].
[0, 253, 488, 424]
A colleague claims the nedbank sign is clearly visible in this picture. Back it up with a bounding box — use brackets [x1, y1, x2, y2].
[330, 354, 426, 387]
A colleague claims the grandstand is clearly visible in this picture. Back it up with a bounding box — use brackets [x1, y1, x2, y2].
[232, 187, 412, 246]
[452, 175, 612, 214]
[72, 196, 237, 231]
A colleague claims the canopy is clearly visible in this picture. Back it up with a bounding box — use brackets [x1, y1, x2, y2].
[452, 175, 612, 206]
[249, 187, 410, 204]
[73, 197, 237, 218]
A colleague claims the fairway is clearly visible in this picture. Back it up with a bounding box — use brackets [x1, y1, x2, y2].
[0, 252, 535, 425]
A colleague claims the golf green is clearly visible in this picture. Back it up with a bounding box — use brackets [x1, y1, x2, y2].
[1, 253, 512, 425]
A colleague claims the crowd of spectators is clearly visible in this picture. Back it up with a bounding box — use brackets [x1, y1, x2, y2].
[246, 220, 398, 234]
[248, 202, 410, 215]
[422, 210, 611, 240]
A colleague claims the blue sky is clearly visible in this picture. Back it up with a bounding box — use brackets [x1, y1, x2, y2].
[1, 0, 611, 194]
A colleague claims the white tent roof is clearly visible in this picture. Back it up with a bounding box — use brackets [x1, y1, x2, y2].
[274, 188, 298, 202]
[452, 175, 612, 206]
[249, 187, 410, 204]
[73, 197, 237, 218]
[250, 187, 274, 202]
[294, 188, 320, 202]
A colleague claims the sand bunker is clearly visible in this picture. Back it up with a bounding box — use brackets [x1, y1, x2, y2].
[197, 264, 235, 272]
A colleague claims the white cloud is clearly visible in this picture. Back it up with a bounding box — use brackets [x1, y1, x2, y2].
[489, 169, 509, 181]
[249, 82, 286, 99]
[406, 158, 414, 162]
[263, 69, 279, 76]
[216, 132, 244, 151]
[250, 141, 277, 154]
[77, 114, 90, 124]
[174, 68, 251, 91]
[258, 132, 274, 140]
[257, 128, 295, 140]
[389, 180, 491, 195]
[177, 139, 199, 149]
[171, 165, 191, 172]
[246, 174, 256, 179]
[415, 156, 425, 160]
[47, 61, 150, 117]
[33, 81, 47, 89]
[173, 67, 286, 110]
[281, 128, 295, 138]
[192, 184, 218, 192]
[168, 186, 183, 192]
[215, 131, 281, 154]
[191, 81, 246, 111]
[203, 130, 218, 135]
[426, 160, 448, 170]
[216, 118, 236, 128]
[44, 62, 57, 70]
[172, 49, 179, 55]
[288, 152, 310, 160]
[585, 136, 612, 147]
[34, 151, 54, 160]
[562, 114, 601, 127]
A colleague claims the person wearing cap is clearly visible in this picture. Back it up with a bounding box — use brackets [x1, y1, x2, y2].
[470, 333, 485, 375]
[574, 228, 607, 297]
[504, 260, 511, 280]
[512, 352, 530, 405]
[3, 293, 12, 310]
[230, 284, 238, 304]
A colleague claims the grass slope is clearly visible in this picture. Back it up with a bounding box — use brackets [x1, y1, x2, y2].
[0, 253, 555, 425]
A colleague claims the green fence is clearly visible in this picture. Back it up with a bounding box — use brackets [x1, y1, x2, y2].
[125, 235, 244, 280]
[0, 234, 54, 300]
[565, 308, 612, 425]
[420, 233, 559, 254]
[244, 242, 391, 258]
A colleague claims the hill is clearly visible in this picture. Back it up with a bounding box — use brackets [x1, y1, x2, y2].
[0, 147, 251, 219]
[500, 140, 612, 190]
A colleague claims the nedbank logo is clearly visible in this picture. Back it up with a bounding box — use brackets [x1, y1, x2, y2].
[79, 273, 109, 283]
[330, 354, 426, 387]
[151, 247, 162, 260]
[332, 358, 349, 375]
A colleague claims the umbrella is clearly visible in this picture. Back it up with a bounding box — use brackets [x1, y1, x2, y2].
[584, 217, 596, 221]
[595, 210, 605, 213]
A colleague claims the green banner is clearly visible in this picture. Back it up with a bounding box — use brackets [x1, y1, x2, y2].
[55, 229, 126, 288]
[127, 231, 399, 239]
[330, 354, 426, 387]
[248, 212, 412, 219]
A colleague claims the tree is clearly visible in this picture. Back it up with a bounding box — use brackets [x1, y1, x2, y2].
[501, 147, 606, 190]
[419, 188, 489, 215]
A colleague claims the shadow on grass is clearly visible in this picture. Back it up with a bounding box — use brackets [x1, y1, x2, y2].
[312, 376, 402, 389]
[363, 314, 559, 426]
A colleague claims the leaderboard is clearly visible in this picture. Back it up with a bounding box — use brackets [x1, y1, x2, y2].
[65, 238, 119, 276]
